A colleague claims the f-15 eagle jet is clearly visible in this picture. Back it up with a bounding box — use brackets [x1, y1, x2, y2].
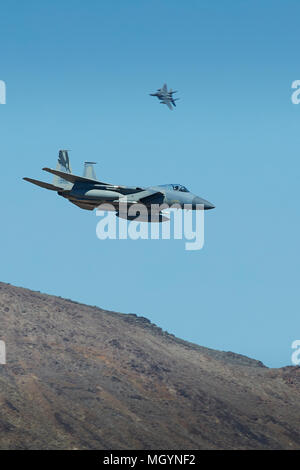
[23, 150, 215, 222]
[150, 83, 179, 110]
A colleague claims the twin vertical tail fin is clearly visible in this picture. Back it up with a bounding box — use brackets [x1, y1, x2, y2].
[83, 162, 97, 180]
[52, 151, 98, 188]
[58, 150, 71, 173]
[53, 150, 73, 189]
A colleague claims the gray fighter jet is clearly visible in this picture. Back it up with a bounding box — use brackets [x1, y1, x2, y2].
[150, 83, 178, 110]
[23, 150, 214, 222]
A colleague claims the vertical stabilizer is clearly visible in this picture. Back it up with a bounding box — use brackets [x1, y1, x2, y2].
[83, 162, 97, 180]
[53, 150, 73, 189]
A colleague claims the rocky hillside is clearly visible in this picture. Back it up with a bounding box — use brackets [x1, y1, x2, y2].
[0, 281, 299, 449]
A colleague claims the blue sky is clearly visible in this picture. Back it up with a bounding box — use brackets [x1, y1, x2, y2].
[0, 0, 299, 367]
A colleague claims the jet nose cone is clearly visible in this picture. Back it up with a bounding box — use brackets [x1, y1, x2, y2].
[192, 196, 215, 210]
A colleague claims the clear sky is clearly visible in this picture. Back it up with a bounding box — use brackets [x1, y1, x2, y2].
[1, 0, 299, 367]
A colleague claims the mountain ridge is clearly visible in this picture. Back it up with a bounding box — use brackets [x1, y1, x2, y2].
[0, 281, 299, 450]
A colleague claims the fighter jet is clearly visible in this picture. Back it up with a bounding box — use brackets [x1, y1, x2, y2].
[23, 150, 214, 222]
[150, 83, 179, 110]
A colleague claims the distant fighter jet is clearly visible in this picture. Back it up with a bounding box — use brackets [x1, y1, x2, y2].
[150, 83, 179, 110]
[23, 150, 214, 222]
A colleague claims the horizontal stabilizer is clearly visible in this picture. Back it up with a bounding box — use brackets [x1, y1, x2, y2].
[42, 168, 108, 186]
[23, 177, 63, 191]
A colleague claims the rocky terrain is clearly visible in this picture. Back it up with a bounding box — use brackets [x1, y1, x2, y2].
[0, 281, 299, 450]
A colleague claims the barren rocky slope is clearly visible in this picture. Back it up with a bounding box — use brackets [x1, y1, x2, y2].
[0, 281, 299, 450]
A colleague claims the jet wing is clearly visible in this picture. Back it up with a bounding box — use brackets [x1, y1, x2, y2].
[23, 177, 63, 191]
[118, 190, 165, 205]
[138, 191, 165, 205]
[162, 100, 173, 110]
[117, 190, 167, 221]
[42, 168, 109, 185]
[70, 200, 95, 211]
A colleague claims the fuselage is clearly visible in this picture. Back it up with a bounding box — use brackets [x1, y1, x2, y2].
[60, 182, 215, 211]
